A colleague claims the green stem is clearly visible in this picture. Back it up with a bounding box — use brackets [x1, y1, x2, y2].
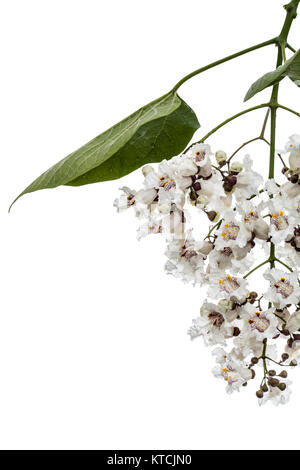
[286, 43, 296, 52]
[227, 136, 269, 165]
[278, 104, 300, 118]
[274, 257, 293, 272]
[243, 259, 269, 279]
[281, 43, 287, 62]
[265, 356, 295, 367]
[267, 0, 299, 269]
[228, 137, 260, 164]
[172, 38, 276, 92]
[278, 1, 300, 44]
[196, 104, 268, 146]
[269, 242, 276, 269]
[260, 108, 270, 138]
[204, 220, 222, 240]
[277, 153, 287, 168]
[275, 313, 287, 324]
[247, 189, 265, 201]
[261, 341, 268, 385]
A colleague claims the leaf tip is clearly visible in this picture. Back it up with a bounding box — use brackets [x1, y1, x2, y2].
[8, 194, 21, 213]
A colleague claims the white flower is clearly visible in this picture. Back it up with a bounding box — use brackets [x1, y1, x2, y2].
[285, 134, 300, 172]
[197, 173, 232, 214]
[187, 143, 212, 178]
[214, 210, 251, 251]
[267, 197, 296, 243]
[277, 239, 300, 269]
[177, 157, 198, 177]
[264, 178, 280, 196]
[188, 301, 234, 346]
[234, 155, 263, 201]
[286, 310, 300, 333]
[264, 268, 300, 308]
[208, 244, 254, 275]
[135, 188, 157, 205]
[164, 232, 208, 283]
[212, 348, 252, 393]
[137, 220, 162, 240]
[207, 273, 248, 301]
[239, 304, 278, 340]
[113, 186, 136, 212]
[281, 180, 300, 200]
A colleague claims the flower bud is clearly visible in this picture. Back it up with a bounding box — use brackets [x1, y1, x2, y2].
[206, 210, 218, 222]
[158, 203, 171, 214]
[269, 370, 276, 376]
[279, 370, 287, 378]
[218, 299, 232, 312]
[223, 181, 233, 193]
[178, 159, 198, 176]
[253, 219, 269, 241]
[290, 359, 298, 366]
[261, 384, 268, 392]
[256, 390, 264, 399]
[198, 241, 214, 256]
[251, 357, 259, 365]
[278, 383, 286, 391]
[230, 162, 243, 173]
[286, 311, 300, 333]
[289, 173, 299, 183]
[226, 175, 237, 186]
[142, 165, 154, 176]
[196, 195, 209, 208]
[135, 188, 157, 205]
[215, 150, 227, 164]
[268, 377, 280, 387]
[233, 327, 240, 337]
[192, 181, 201, 192]
[249, 291, 258, 299]
[289, 152, 300, 171]
[281, 353, 289, 362]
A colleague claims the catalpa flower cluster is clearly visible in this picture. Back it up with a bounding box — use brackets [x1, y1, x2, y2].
[114, 134, 300, 405]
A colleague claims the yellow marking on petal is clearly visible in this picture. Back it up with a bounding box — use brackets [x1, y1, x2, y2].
[219, 280, 224, 285]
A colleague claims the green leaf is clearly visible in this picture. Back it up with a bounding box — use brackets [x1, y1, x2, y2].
[10, 91, 199, 210]
[286, 50, 300, 87]
[244, 49, 300, 101]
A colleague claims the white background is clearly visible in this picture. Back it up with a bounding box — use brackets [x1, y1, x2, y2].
[1, 0, 300, 450]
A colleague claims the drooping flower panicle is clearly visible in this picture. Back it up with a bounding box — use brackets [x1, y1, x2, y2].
[114, 135, 300, 405]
